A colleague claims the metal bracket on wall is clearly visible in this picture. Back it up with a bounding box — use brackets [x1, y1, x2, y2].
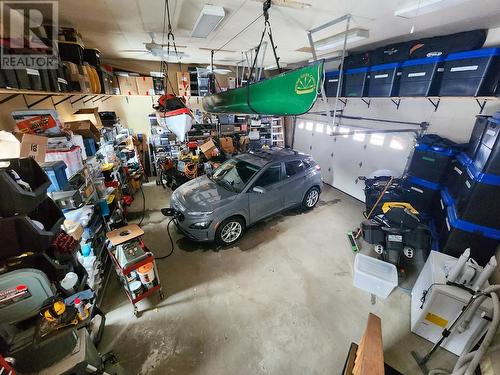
[361, 98, 371, 108]
[338, 98, 347, 106]
[83, 95, 98, 104]
[475, 98, 487, 114]
[125, 96, 129, 104]
[53, 95, 74, 107]
[26, 95, 53, 109]
[71, 96, 87, 105]
[101, 96, 112, 103]
[0, 93, 19, 105]
[391, 98, 402, 110]
[92, 95, 106, 103]
[427, 98, 440, 112]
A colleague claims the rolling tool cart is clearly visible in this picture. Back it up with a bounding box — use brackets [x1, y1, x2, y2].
[106, 224, 164, 317]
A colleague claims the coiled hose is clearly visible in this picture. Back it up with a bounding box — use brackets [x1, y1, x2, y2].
[184, 162, 198, 179]
[429, 284, 500, 375]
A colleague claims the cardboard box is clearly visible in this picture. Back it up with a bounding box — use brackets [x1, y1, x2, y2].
[239, 136, 250, 152]
[135, 76, 155, 96]
[219, 137, 235, 154]
[200, 138, 217, 159]
[12, 109, 63, 135]
[106, 224, 144, 246]
[19, 134, 48, 163]
[74, 107, 103, 128]
[117, 76, 138, 96]
[63, 61, 80, 75]
[64, 120, 100, 142]
[111, 75, 120, 95]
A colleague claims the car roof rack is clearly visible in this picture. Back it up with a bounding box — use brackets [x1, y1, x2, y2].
[248, 147, 300, 161]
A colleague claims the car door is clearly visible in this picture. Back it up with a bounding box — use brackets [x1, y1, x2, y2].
[248, 162, 284, 223]
[282, 159, 307, 207]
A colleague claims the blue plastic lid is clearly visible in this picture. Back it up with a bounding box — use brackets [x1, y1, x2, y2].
[325, 70, 340, 77]
[456, 152, 473, 167]
[370, 62, 401, 71]
[445, 48, 500, 61]
[402, 56, 443, 66]
[345, 67, 369, 74]
[446, 204, 500, 240]
[440, 188, 454, 207]
[407, 175, 442, 190]
[415, 142, 455, 156]
[489, 113, 500, 125]
[467, 160, 500, 186]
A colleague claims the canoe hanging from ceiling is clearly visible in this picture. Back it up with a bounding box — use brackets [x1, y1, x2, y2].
[202, 61, 324, 115]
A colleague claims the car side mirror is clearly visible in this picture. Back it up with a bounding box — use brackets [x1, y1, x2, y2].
[252, 186, 266, 194]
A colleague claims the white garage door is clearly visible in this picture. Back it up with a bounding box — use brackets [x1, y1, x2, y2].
[294, 117, 415, 201]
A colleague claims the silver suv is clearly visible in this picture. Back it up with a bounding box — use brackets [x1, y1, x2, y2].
[170, 148, 322, 246]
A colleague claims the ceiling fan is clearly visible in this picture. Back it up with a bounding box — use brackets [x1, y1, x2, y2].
[120, 32, 187, 60]
[205, 65, 232, 75]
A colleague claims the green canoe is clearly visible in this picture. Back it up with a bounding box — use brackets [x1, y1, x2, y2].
[202, 61, 324, 115]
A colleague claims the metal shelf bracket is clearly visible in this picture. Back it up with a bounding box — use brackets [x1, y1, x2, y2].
[361, 98, 371, 108]
[427, 98, 440, 112]
[391, 98, 402, 110]
[475, 98, 487, 114]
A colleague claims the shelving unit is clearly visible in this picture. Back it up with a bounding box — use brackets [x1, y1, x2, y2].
[270, 117, 285, 147]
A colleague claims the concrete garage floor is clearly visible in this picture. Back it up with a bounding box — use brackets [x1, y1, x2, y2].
[99, 182, 456, 374]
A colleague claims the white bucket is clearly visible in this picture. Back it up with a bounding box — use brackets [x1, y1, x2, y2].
[137, 262, 155, 287]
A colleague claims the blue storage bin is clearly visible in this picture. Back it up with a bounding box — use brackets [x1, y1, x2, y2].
[42, 161, 68, 193]
[343, 67, 368, 97]
[368, 62, 401, 97]
[399, 57, 444, 97]
[83, 137, 98, 157]
[473, 113, 500, 175]
[324, 70, 342, 97]
[439, 202, 500, 266]
[439, 48, 500, 96]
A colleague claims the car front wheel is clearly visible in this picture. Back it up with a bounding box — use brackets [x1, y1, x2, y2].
[215, 216, 246, 246]
[302, 187, 320, 210]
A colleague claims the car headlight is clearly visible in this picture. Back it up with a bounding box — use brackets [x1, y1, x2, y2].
[187, 211, 213, 216]
[189, 221, 212, 230]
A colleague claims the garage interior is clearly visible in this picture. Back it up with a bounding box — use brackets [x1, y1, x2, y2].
[1, 1, 500, 374]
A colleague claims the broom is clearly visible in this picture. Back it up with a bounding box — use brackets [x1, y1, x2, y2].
[347, 176, 394, 252]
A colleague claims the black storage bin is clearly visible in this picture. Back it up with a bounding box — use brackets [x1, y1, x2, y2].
[15, 68, 30, 89]
[0, 200, 63, 259]
[343, 52, 370, 69]
[439, 48, 500, 96]
[467, 115, 490, 159]
[402, 175, 441, 214]
[433, 190, 450, 231]
[0, 49, 18, 88]
[368, 63, 401, 97]
[26, 68, 42, 90]
[57, 64, 70, 92]
[361, 219, 385, 245]
[39, 68, 50, 91]
[399, 57, 444, 96]
[445, 153, 472, 200]
[83, 48, 101, 67]
[324, 70, 342, 97]
[454, 161, 500, 229]
[473, 114, 500, 175]
[439, 204, 500, 266]
[408, 135, 459, 183]
[57, 41, 84, 65]
[343, 67, 369, 97]
[0, 158, 51, 216]
[364, 176, 404, 215]
[47, 68, 59, 92]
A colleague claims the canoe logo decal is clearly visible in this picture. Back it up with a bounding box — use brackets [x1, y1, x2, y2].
[295, 73, 316, 95]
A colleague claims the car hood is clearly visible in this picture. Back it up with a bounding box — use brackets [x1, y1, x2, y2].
[172, 175, 237, 213]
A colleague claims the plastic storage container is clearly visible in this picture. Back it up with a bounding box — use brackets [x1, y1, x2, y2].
[439, 48, 500, 96]
[368, 62, 401, 97]
[353, 253, 398, 299]
[403, 175, 441, 214]
[45, 146, 84, 179]
[408, 139, 457, 183]
[399, 57, 444, 97]
[27, 68, 42, 90]
[439, 204, 500, 266]
[467, 115, 490, 159]
[83, 138, 98, 157]
[0, 197, 64, 259]
[42, 161, 68, 193]
[57, 41, 84, 65]
[0, 158, 51, 216]
[473, 114, 500, 175]
[343, 67, 369, 97]
[83, 48, 101, 67]
[324, 70, 342, 97]
[445, 153, 471, 199]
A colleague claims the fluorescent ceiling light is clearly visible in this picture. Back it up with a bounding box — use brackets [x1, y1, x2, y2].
[394, 0, 470, 18]
[191, 5, 225, 38]
[315, 28, 369, 51]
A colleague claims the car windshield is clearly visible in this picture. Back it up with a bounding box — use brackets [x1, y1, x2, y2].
[210, 159, 260, 193]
